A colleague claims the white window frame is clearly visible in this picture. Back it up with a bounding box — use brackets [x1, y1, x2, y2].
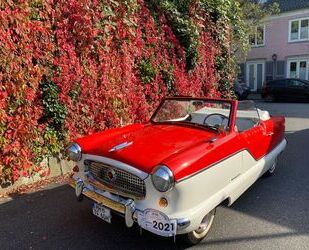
[287, 57, 309, 80]
[288, 17, 309, 42]
[250, 25, 266, 48]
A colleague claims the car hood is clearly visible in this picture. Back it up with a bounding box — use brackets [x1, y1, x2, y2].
[76, 123, 216, 175]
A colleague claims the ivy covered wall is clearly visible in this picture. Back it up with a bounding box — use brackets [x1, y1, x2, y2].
[0, 0, 245, 185]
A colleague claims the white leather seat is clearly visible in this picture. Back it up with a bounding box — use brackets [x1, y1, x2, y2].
[257, 109, 271, 121]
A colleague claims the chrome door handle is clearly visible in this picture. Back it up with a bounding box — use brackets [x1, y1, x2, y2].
[265, 132, 274, 136]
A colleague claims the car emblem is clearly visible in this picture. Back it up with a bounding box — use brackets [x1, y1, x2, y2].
[109, 141, 133, 152]
[106, 169, 116, 183]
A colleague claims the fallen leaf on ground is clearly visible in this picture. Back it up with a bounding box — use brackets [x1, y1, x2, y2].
[0, 174, 72, 198]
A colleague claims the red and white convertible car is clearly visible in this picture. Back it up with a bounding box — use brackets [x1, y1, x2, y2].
[68, 97, 286, 245]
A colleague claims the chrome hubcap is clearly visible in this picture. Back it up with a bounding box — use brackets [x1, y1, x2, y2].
[195, 221, 209, 234]
[194, 210, 214, 235]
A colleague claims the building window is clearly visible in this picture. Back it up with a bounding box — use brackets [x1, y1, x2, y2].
[250, 25, 265, 47]
[289, 18, 309, 42]
[287, 58, 309, 80]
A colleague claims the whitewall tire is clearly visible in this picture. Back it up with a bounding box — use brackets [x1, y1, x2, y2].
[181, 208, 216, 245]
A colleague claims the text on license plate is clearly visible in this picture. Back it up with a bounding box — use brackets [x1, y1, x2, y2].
[92, 203, 111, 223]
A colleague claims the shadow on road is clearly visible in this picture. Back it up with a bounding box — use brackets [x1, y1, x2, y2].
[203, 231, 308, 246]
[0, 185, 182, 249]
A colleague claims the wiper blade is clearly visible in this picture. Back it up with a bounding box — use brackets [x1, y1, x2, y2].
[178, 121, 219, 132]
[203, 124, 219, 132]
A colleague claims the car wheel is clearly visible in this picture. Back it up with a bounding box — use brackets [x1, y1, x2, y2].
[181, 208, 216, 245]
[264, 157, 277, 177]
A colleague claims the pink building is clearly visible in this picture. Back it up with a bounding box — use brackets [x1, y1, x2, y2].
[239, 0, 309, 92]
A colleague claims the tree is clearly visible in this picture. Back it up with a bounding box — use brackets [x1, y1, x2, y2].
[201, 0, 279, 96]
[235, 0, 280, 57]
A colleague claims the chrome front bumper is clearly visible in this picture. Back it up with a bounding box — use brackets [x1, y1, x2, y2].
[70, 179, 190, 233]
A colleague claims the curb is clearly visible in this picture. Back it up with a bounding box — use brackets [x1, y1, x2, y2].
[0, 158, 74, 195]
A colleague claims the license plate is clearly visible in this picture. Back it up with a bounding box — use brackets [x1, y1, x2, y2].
[92, 203, 111, 223]
[137, 209, 177, 237]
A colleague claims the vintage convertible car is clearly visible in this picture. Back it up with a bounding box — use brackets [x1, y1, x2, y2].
[67, 97, 286, 245]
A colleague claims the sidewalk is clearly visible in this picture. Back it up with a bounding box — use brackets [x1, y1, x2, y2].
[247, 93, 262, 100]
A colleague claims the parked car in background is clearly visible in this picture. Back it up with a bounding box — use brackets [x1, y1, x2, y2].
[67, 97, 286, 245]
[234, 80, 251, 100]
[262, 78, 309, 102]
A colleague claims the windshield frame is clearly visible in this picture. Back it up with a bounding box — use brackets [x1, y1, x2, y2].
[150, 97, 234, 132]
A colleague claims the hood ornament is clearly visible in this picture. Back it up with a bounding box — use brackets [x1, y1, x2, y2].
[109, 141, 133, 152]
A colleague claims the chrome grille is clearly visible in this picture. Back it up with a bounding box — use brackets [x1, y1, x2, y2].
[86, 160, 146, 198]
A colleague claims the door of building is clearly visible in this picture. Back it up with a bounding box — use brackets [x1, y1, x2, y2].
[246, 62, 265, 92]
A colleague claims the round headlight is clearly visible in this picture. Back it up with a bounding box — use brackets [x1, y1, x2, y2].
[151, 165, 174, 192]
[67, 143, 82, 162]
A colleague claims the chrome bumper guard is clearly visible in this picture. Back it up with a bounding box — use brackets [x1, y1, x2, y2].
[70, 180, 190, 231]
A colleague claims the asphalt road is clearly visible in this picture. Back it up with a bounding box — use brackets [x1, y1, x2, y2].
[1, 101, 309, 250]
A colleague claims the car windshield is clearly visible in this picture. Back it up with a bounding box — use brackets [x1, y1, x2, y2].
[151, 99, 232, 132]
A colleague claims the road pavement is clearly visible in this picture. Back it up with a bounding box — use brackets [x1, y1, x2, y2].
[1, 101, 309, 249]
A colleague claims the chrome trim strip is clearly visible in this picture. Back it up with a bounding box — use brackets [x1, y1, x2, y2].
[177, 138, 287, 183]
[109, 141, 133, 152]
[82, 154, 149, 180]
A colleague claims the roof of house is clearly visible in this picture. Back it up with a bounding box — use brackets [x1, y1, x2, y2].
[266, 0, 309, 13]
